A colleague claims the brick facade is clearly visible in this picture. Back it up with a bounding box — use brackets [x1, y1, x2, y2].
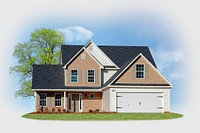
[36, 91, 102, 112]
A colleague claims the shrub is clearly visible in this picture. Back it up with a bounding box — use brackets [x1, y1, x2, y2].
[39, 106, 44, 112]
[95, 108, 99, 112]
[57, 108, 61, 113]
[89, 109, 93, 113]
[62, 109, 66, 113]
[52, 108, 55, 113]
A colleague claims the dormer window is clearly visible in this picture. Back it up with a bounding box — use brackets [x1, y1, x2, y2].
[136, 64, 144, 78]
[71, 70, 78, 82]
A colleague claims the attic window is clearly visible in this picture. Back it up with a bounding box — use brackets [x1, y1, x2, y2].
[136, 64, 144, 78]
[81, 53, 86, 59]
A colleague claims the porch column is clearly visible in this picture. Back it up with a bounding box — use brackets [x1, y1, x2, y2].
[34, 91, 37, 112]
[64, 91, 66, 110]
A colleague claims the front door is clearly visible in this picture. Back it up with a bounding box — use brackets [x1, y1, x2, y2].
[69, 94, 80, 112]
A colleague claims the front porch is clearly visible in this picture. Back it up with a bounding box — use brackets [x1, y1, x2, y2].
[35, 91, 102, 113]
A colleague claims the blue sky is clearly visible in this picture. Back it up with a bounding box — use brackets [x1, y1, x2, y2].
[9, 9, 185, 112]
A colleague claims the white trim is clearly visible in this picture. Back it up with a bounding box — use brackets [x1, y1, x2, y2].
[34, 91, 37, 112]
[63, 40, 104, 69]
[55, 93, 62, 107]
[88, 40, 119, 68]
[70, 69, 78, 83]
[101, 85, 172, 91]
[107, 53, 172, 87]
[87, 69, 95, 83]
[33, 89, 102, 92]
[83, 48, 104, 68]
[64, 91, 66, 109]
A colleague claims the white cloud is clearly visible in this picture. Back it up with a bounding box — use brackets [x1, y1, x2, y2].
[152, 50, 183, 72]
[57, 26, 93, 43]
[152, 50, 184, 81]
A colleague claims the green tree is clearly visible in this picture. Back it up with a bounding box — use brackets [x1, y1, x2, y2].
[10, 28, 64, 97]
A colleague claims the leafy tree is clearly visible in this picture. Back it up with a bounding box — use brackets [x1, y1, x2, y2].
[10, 28, 64, 97]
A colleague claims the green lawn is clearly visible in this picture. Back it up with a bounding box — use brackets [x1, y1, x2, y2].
[22, 112, 183, 121]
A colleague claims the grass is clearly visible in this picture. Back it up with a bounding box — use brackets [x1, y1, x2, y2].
[22, 112, 183, 121]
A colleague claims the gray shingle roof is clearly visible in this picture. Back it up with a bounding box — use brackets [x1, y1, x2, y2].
[32, 65, 101, 89]
[33, 44, 158, 89]
[32, 65, 65, 89]
[99, 46, 156, 68]
[61, 45, 82, 66]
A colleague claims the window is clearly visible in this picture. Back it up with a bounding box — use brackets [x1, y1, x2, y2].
[40, 93, 47, 106]
[55, 93, 62, 107]
[136, 64, 144, 78]
[89, 93, 95, 99]
[88, 70, 95, 82]
[71, 70, 78, 82]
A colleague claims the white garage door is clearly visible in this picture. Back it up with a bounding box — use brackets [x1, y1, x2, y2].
[117, 92, 164, 113]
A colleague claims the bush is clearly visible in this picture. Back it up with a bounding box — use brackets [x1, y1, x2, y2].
[62, 109, 66, 113]
[52, 108, 55, 113]
[39, 106, 44, 112]
[95, 108, 99, 112]
[57, 108, 61, 113]
[89, 109, 93, 113]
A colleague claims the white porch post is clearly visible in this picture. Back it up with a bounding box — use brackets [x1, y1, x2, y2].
[34, 91, 37, 112]
[64, 91, 66, 109]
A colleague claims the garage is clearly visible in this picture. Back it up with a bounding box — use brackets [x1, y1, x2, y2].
[117, 92, 164, 113]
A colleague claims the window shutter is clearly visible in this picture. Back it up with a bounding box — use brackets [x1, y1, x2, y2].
[145, 64, 148, 79]
[95, 70, 98, 83]
[84, 70, 87, 83]
[68, 70, 70, 83]
[132, 64, 135, 79]
[79, 70, 82, 83]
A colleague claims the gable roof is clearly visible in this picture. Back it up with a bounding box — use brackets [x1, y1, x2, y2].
[33, 42, 168, 90]
[61, 45, 82, 66]
[61, 45, 157, 68]
[103, 53, 172, 87]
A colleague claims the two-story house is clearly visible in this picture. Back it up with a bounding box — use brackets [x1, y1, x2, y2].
[32, 40, 172, 113]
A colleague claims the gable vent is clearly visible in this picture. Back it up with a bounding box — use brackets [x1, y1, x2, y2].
[88, 45, 93, 51]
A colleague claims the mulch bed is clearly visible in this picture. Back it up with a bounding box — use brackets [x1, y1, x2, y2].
[29, 112, 117, 114]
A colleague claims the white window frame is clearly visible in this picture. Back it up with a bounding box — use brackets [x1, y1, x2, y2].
[70, 69, 78, 83]
[55, 93, 62, 107]
[39, 93, 47, 107]
[135, 64, 145, 79]
[87, 69, 95, 83]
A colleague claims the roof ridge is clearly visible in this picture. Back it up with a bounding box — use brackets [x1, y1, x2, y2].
[62, 44, 148, 47]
